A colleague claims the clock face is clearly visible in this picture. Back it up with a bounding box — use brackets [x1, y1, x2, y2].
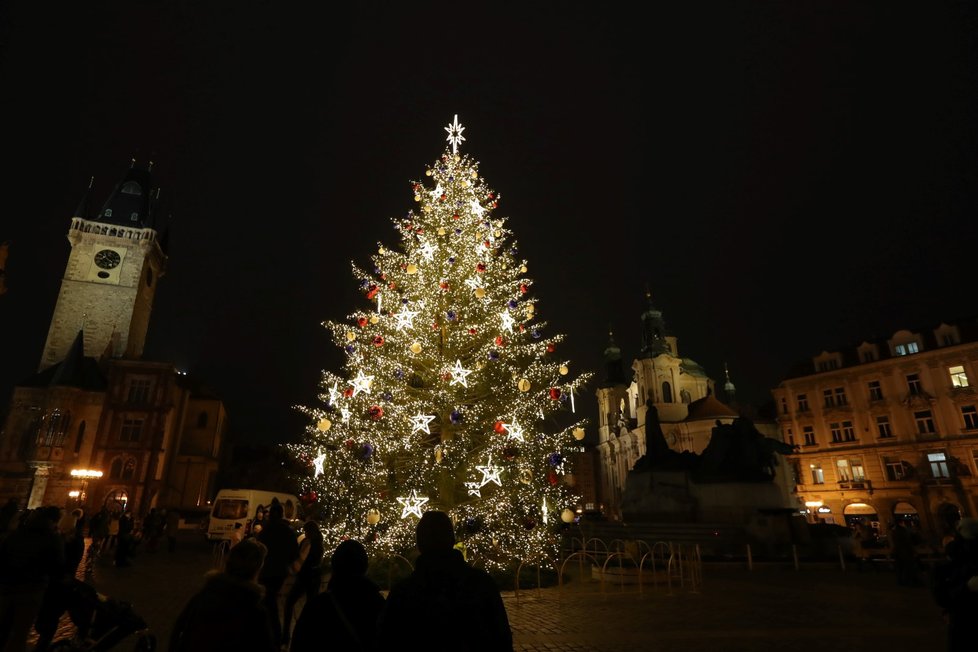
[94, 249, 121, 270]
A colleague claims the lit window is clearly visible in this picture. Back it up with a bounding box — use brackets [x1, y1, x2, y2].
[928, 452, 950, 478]
[810, 464, 824, 484]
[836, 459, 864, 482]
[950, 365, 970, 388]
[908, 342, 919, 354]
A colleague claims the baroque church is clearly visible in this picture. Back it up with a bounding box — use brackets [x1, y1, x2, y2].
[0, 162, 225, 517]
[594, 292, 789, 520]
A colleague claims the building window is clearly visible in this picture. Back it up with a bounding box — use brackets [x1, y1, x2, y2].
[128, 378, 152, 404]
[835, 387, 847, 406]
[803, 426, 816, 446]
[810, 463, 824, 484]
[928, 452, 950, 478]
[122, 458, 136, 480]
[942, 333, 958, 346]
[842, 421, 856, 441]
[73, 420, 86, 454]
[837, 458, 866, 482]
[781, 398, 788, 415]
[110, 458, 123, 478]
[197, 411, 209, 428]
[824, 389, 834, 408]
[120, 418, 144, 442]
[830, 422, 843, 443]
[950, 365, 970, 388]
[876, 415, 893, 438]
[914, 410, 936, 435]
[962, 405, 978, 430]
[662, 381, 673, 403]
[884, 457, 907, 481]
[896, 342, 920, 356]
[907, 374, 923, 395]
[861, 350, 877, 363]
[868, 380, 883, 401]
[785, 428, 794, 446]
[797, 394, 809, 412]
[818, 360, 839, 372]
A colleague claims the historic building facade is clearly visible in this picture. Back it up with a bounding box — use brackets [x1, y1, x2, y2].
[775, 320, 978, 544]
[0, 163, 225, 517]
[593, 293, 786, 520]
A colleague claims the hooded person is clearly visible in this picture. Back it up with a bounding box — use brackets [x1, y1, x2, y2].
[289, 538, 385, 652]
[376, 510, 513, 651]
[169, 538, 276, 652]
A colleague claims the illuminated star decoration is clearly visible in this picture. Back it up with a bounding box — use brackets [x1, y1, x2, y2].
[469, 198, 486, 218]
[504, 420, 525, 442]
[409, 413, 436, 435]
[419, 241, 436, 261]
[465, 482, 482, 497]
[397, 490, 429, 519]
[328, 382, 341, 405]
[340, 408, 351, 423]
[393, 309, 418, 332]
[448, 359, 473, 388]
[476, 456, 503, 488]
[499, 311, 515, 332]
[445, 114, 465, 154]
[351, 371, 374, 396]
[312, 450, 326, 478]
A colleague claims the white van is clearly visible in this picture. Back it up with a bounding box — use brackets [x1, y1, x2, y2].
[206, 488, 302, 542]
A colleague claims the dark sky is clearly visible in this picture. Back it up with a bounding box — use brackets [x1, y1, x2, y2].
[2, 2, 977, 444]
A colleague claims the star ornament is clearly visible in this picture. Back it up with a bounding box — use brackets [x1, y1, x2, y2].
[351, 371, 374, 396]
[504, 420, 525, 442]
[340, 408, 351, 423]
[476, 456, 503, 488]
[393, 309, 418, 332]
[469, 198, 486, 218]
[448, 359, 473, 388]
[312, 450, 326, 478]
[328, 382, 341, 405]
[419, 241, 436, 261]
[499, 311, 515, 333]
[397, 490, 430, 519]
[409, 413, 436, 435]
[445, 114, 466, 154]
[465, 481, 482, 498]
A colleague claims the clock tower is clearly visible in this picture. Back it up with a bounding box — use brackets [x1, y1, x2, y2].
[39, 162, 167, 371]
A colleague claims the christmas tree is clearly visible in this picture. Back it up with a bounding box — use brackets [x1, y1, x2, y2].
[289, 116, 592, 570]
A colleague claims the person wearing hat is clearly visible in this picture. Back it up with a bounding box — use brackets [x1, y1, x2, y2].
[377, 510, 513, 651]
[932, 516, 978, 651]
[289, 538, 385, 652]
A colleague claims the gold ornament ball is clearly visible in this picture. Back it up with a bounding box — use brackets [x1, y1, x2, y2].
[572, 427, 586, 441]
[520, 265, 527, 273]
[437, 227, 447, 236]
[378, 246, 386, 255]
[346, 332, 356, 341]
[518, 378, 531, 392]
[410, 342, 422, 354]
[435, 447, 443, 463]
[406, 264, 418, 274]
[366, 508, 381, 525]
[559, 365, 569, 376]
[423, 205, 432, 213]
[425, 169, 432, 176]
[414, 194, 421, 202]
[461, 180, 469, 188]
[474, 287, 486, 299]
[454, 155, 460, 162]
[317, 418, 332, 432]
[370, 315, 379, 325]
[561, 508, 576, 524]
[471, 171, 478, 178]
[519, 469, 533, 485]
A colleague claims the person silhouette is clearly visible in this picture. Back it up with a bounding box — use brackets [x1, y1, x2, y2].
[290, 538, 385, 652]
[255, 501, 299, 647]
[377, 510, 513, 651]
[281, 520, 325, 647]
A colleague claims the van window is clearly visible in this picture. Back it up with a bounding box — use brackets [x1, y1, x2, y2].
[213, 499, 248, 519]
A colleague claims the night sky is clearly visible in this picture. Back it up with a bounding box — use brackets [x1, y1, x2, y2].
[2, 2, 977, 444]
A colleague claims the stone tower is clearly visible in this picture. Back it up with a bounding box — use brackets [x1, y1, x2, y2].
[39, 162, 167, 371]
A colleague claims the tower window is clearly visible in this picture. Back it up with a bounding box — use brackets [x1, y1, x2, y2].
[121, 181, 142, 195]
[120, 418, 144, 442]
[661, 381, 673, 403]
[74, 420, 86, 454]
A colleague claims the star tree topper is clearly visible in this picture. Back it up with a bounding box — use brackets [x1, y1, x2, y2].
[445, 114, 465, 154]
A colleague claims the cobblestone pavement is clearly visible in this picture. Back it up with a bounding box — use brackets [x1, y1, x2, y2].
[30, 532, 948, 652]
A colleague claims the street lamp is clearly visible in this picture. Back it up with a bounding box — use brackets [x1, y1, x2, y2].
[70, 468, 103, 507]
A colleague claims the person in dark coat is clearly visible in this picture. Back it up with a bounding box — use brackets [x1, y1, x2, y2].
[255, 501, 299, 647]
[932, 517, 978, 652]
[0, 506, 65, 652]
[281, 520, 325, 647]
[290, 538, 385, 652]
[114, 511, 135, 567]
[33, 509, 86, 651]
[377, 510, 513, 651]
[169, 538, 275, 652]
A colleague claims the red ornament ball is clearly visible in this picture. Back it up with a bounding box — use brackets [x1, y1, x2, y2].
[343, 387, 354, 398]
[495, 336, 505, 347]
[520, 284, 528, 294]
[546, 343, 555, 354]
[372, 336, 385, 347]
[357, 317, 368, 328]
[468, 328, 477, 335]
[493, 421, 506, 434]
[549, 388, 561, 400]
[366, 285, 379, 300]
[476, 263, 486, 273]
[344, 439, 356, 450]
[547, 471, 559, 486]
[369, 405, 384, 420]
[439, 280, 450, 290]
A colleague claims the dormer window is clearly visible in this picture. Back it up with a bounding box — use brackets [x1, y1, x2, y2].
[895, 342, 920, 356]
[121, 181, 142, 195]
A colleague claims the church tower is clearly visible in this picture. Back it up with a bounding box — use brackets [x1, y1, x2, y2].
[39, 162, 167, 371]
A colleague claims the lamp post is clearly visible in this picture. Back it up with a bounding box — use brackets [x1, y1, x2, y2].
[70, 468, 103, 510]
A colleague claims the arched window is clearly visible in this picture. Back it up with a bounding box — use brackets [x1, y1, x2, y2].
[122, 458, 136, 480]
[197, 411, 208, 428]
[662, 381, 673, 403]
[74, 420, 86, 454]
[110, 458, 124, 478]
[121, 181, 142, 195]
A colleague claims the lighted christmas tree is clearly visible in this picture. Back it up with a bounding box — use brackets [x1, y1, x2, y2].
[289, 116, 592, 570]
